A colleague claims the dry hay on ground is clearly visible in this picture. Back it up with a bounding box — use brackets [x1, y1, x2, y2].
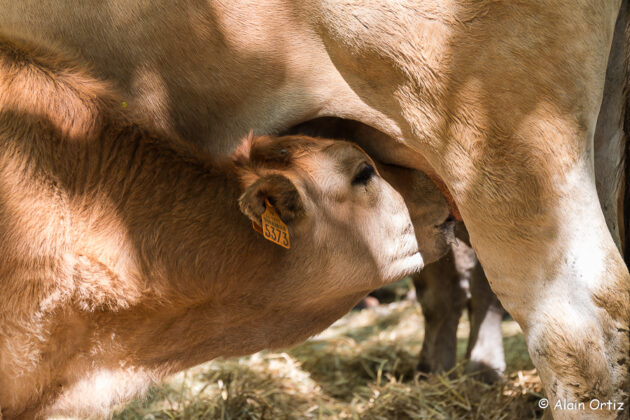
[113, 296, 543, 419]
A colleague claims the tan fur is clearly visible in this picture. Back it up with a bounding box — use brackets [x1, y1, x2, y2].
[0, 37, 426, 418]
[0, 1, 629, 418]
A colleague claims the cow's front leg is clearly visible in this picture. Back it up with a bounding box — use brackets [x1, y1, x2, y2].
[465, 255, 506, 384]
[413, 248, 468, 375]
[451, 224, 506, 383]
[415, 224, 506, 382]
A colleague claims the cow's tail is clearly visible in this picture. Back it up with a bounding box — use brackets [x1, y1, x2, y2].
[623, 0, 630, 266]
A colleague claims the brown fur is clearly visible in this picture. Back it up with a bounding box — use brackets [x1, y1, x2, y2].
[0, 1, 629, 417]
[0, 37, 425, 418]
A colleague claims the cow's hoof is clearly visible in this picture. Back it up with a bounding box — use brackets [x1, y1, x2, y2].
[464, 361, 504, 384]
[416, 360, 433, 376]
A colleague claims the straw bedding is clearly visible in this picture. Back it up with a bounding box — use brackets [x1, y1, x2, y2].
[113, 286, 543, 420]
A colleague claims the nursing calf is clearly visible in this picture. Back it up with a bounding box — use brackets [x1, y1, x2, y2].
[289, 118, 504, 381]
[0, 38, 430, 418]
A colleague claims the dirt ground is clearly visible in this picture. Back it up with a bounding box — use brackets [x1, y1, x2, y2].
[112, 281, 544, 420]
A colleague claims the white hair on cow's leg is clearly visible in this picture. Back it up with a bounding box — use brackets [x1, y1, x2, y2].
[46, 366, 157, 418]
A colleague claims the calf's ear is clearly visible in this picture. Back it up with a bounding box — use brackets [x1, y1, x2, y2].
[239, 174, 305, 224]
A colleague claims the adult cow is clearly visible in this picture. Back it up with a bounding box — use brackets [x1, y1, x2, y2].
[1, 1, 628, 418]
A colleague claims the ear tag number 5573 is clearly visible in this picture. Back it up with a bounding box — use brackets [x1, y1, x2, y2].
[260, 199, 290, 249]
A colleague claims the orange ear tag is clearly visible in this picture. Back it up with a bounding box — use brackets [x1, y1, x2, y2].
[259, 199, 290, 249]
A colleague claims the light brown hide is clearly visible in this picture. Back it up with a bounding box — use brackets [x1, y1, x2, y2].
[0, 1, 629, 418]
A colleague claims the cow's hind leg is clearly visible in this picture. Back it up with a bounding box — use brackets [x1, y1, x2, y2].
[452, 130, 630, 420]
[308, 1, 629, 416]
[420, 14, 630, 416]
[431, 6, 630, 416]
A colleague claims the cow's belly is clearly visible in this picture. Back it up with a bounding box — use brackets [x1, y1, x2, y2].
[3, 0, 617, 213]
[0, 1, 410, 162]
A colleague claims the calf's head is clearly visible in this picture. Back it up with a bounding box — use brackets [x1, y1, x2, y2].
[234, 133, 424, 295]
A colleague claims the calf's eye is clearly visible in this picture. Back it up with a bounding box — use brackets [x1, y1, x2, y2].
[352, 163, 376, 186]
